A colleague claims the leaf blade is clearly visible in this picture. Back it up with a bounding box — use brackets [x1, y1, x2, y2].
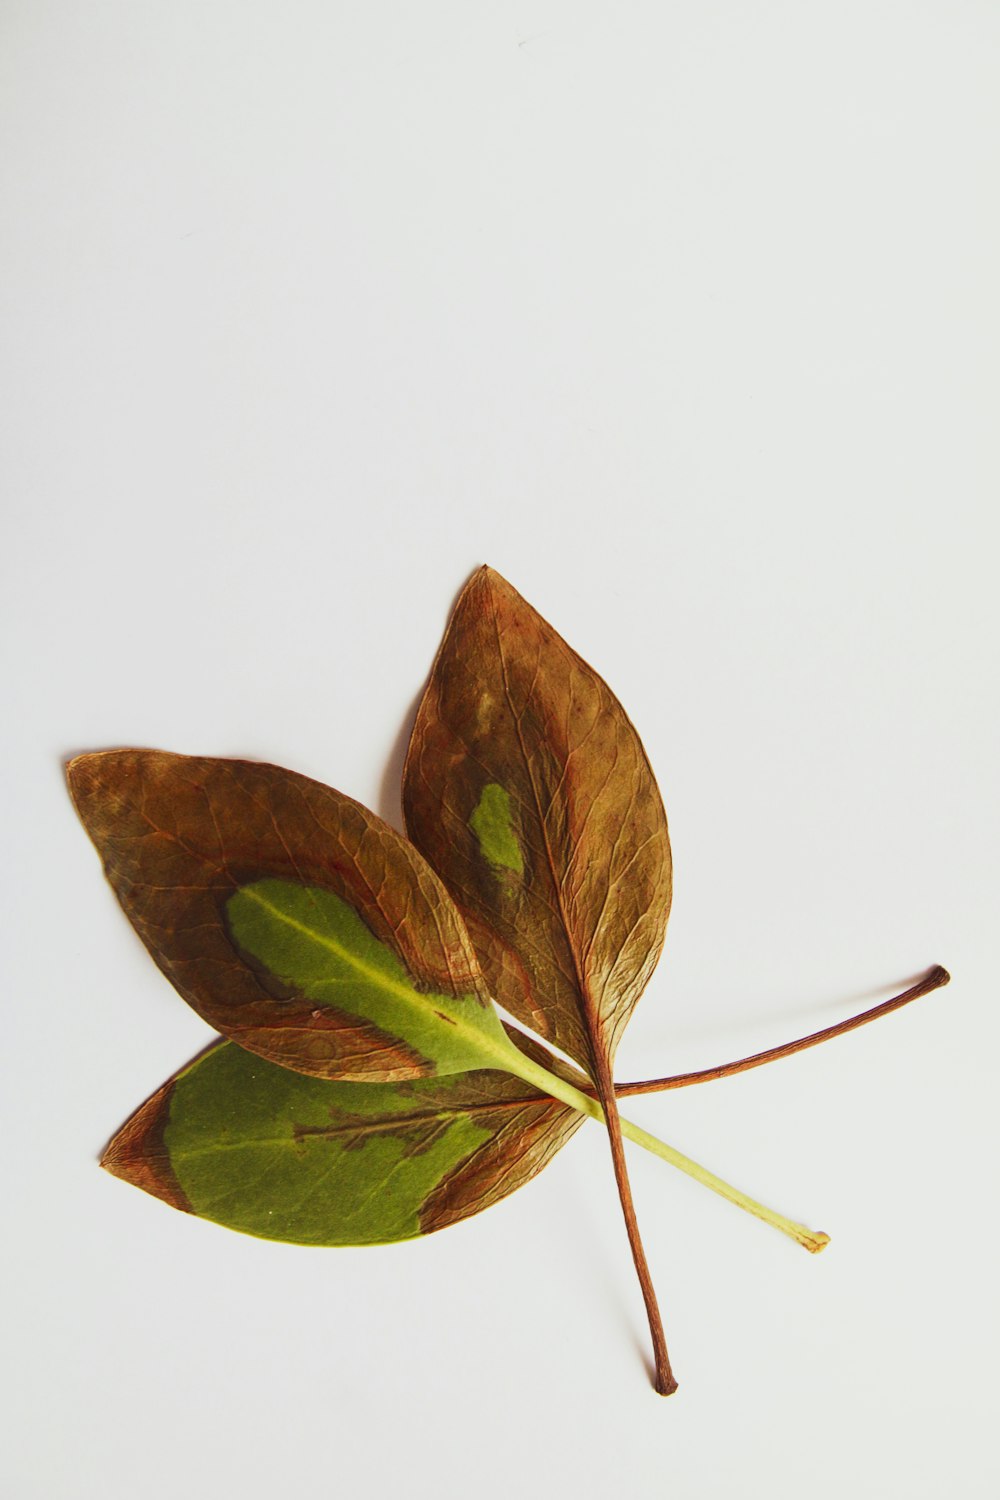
[69, 750, 510, 1082]
[102, 1039, 584, 1245]
[402, 566, 672, 1072]
[403, 567, 678, 1392]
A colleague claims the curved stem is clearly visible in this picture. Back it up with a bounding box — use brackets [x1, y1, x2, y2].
[615, 1113, 829, 1253]
[615, 966, 950, 1098]
[503, 1046, 828, 1255]
[492, 968, 947, 1263]
[590, 1048, 676, 1395]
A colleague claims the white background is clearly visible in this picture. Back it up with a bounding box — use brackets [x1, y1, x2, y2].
[3, 4, 998, 1497]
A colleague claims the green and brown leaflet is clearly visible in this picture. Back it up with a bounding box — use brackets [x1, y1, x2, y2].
[69, 566, 949, 1396]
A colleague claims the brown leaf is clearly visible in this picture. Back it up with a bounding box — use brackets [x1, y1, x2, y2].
[402, 566, 672, 1075]
[68, 750, 498, 1082]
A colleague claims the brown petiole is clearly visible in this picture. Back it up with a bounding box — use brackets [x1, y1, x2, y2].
[613, 965, 950, 1099]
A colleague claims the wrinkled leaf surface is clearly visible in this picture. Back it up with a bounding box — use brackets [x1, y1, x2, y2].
[69, 751, 512, 1082]
[403, 567, 672, 1073]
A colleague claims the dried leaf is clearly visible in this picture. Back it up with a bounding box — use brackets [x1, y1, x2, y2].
[403, 566, 676, 1390]
[403, 566, 671, 1074]
[68, 750, 515, 1082]
[102, 1030, 584, 1244]
[68, 569, 899, 1398]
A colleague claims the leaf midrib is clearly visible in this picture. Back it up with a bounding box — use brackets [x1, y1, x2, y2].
[240, 884, 514, 1070]
[172, 1091, 573, 1159]
[488, 590, 601, 1070]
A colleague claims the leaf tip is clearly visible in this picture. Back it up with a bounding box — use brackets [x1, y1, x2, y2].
[65, 749, 123, 821]
[100, 1082, 191, 1214]
[476, 563, 514, 594]
[464, 563, 517, 605]
[65, 749, 98, 802]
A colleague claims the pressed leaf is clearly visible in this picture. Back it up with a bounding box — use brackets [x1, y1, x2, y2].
[403, 566, 672, 1075]
[102, 1031, 585, 1245]
[68, 750, 516, 1083]
[67, 569, 890, 1399]
[404, 566, 677, 1392]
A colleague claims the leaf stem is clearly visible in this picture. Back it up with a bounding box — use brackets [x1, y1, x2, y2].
[590, 1048, 677, 1395]
[503, 1047, 829, 1255]
[498, 967, 949, 1257]
[616, 967, 950, 1098]
[614, 1113, 829, 1254]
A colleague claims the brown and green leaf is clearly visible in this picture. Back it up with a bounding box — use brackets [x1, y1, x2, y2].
[68, 568, 924, 1397]
[102, 1029, 585, 1245]
[100, 966, 946, 1249]
[402, 566, 672, 1075]
[68, 751, 516, 1084]
[403, 566, 676, 1391]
